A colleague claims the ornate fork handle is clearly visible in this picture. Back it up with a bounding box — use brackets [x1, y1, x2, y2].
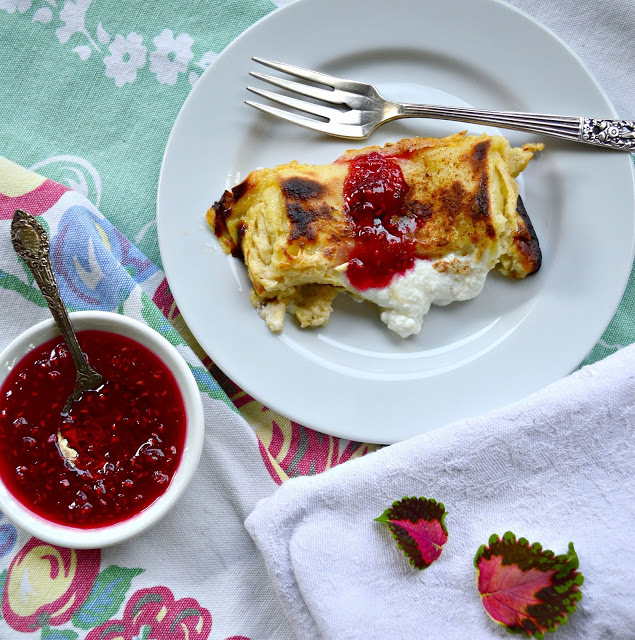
[399, 104, 635, 150]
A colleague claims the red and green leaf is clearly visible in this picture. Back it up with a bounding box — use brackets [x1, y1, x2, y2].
[375, 496, 448, 569]
[474, 531, 583, 638]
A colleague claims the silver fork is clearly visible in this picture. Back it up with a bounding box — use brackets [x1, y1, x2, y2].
[246, 57, 634, 150]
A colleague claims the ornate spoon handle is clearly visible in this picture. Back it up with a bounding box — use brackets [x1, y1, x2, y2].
[10, 209, 103, 414]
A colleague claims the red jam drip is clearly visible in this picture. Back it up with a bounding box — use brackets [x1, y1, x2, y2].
[343, 151, 417, 290]
[0, 330, 186, 529]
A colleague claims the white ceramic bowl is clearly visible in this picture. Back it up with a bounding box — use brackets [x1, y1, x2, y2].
[0, 311, 205, 548]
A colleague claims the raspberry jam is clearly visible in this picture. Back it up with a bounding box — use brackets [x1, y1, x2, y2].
[0, 330, 186, 528]
[342, 151, 418, 290]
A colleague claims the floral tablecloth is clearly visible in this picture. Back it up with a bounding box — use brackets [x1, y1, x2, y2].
[0, 0, 633, 639]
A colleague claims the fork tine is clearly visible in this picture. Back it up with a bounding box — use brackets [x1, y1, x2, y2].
[246, 86, 342, 121]
[249, 71, 348, 106]
[245, 100, 365, 139]
[252, 56, 363, 93]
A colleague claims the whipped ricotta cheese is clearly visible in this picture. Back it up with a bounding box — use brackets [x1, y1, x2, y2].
[345, 252, 493, 338]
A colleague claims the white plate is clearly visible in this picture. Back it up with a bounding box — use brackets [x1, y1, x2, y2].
[158, 0, 634, 444]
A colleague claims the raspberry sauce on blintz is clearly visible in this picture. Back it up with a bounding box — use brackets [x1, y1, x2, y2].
[342, 151, 420, 290]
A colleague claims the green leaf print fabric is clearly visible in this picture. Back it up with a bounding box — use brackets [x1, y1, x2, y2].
[0, 0, 274, 265]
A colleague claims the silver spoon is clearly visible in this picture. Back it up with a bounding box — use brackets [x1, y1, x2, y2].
[11, 209, 104, 466]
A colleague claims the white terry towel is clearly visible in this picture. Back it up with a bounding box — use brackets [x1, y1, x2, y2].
[245, 344, 635, 640]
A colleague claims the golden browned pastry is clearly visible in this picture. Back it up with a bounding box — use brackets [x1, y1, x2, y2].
[208, 132, 543, 337]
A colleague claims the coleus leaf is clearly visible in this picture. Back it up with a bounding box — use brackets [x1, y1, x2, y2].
[474, 531, 583, 638]
[375, 496, 448, 569]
